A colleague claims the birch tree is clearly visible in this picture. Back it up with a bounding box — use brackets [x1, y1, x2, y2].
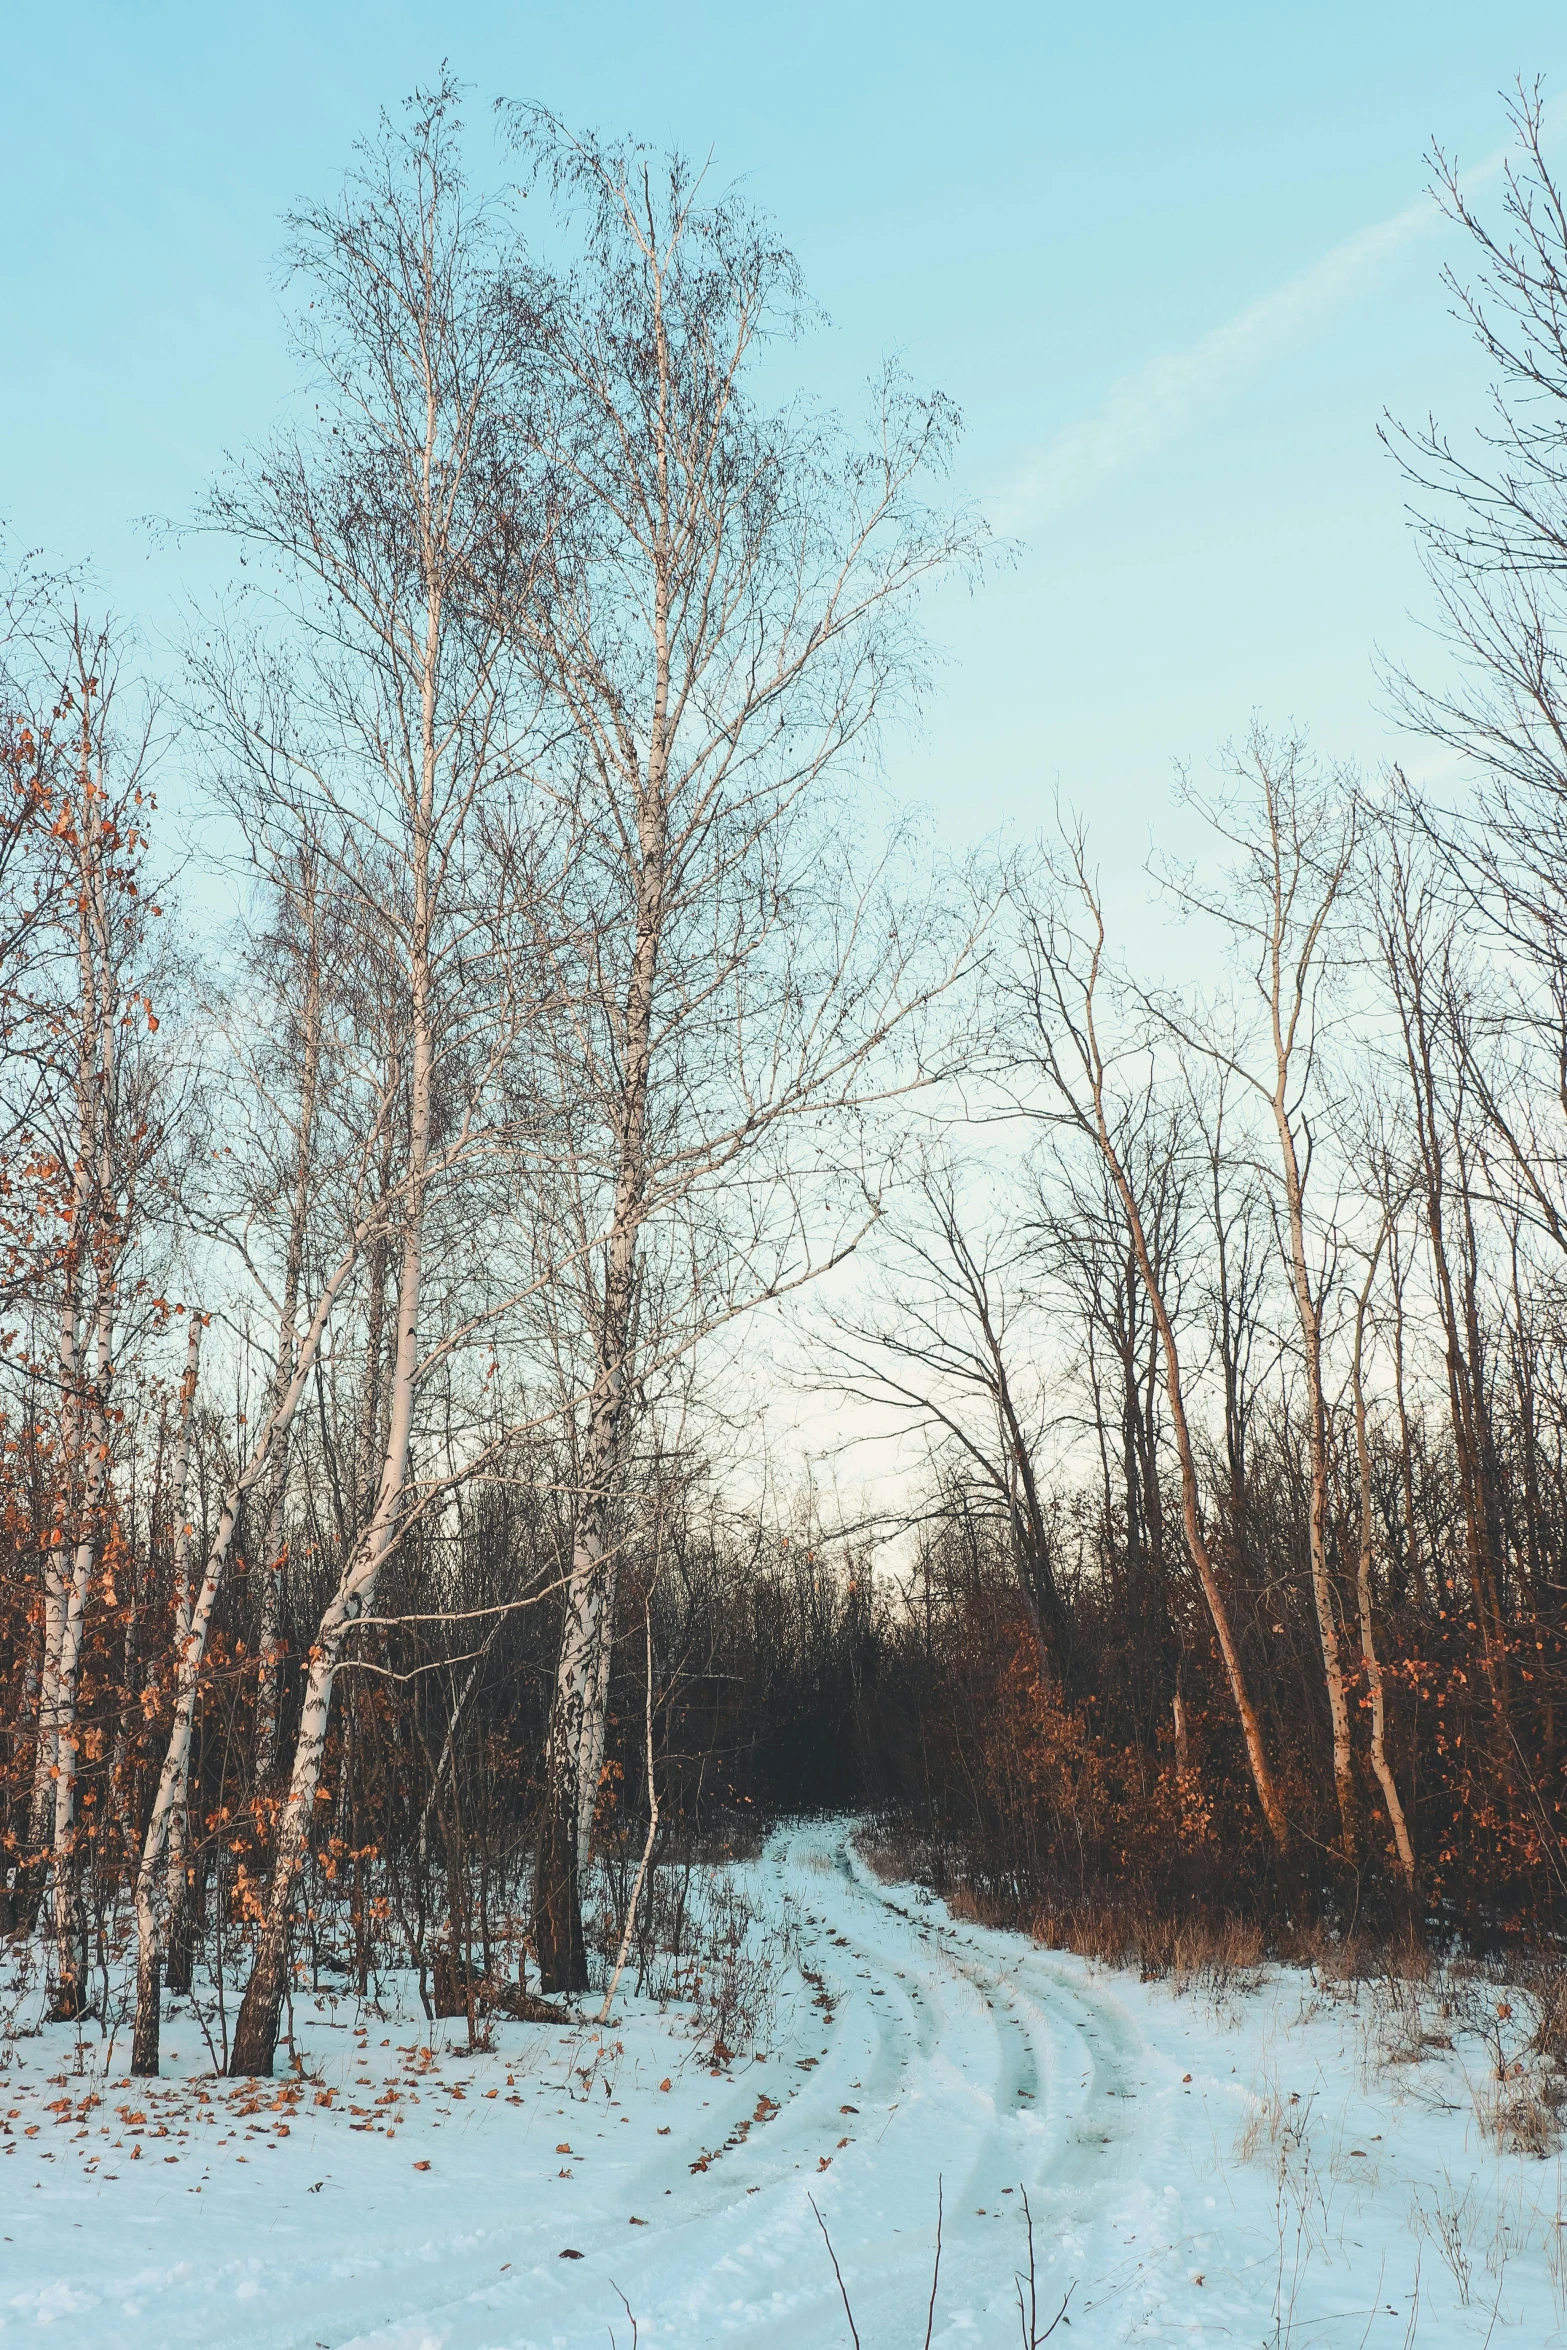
[501, 112, 983, 1988]
[194, 80, 549, 2075]
[20, 617, 166, 2011]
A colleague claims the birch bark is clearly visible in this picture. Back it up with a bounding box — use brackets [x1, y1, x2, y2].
[132, 1205, 377, 2070]
[255, 895, 324, 1791]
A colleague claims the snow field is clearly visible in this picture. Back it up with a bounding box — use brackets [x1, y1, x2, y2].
[2, 1819, 1566, 2344]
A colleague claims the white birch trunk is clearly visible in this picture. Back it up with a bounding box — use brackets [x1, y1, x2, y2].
[132, 1213, 386, 2071]
[256, 925, 322, 1788]
[576, 1557, 620, 1874]
[47, 1282, 114, 2009]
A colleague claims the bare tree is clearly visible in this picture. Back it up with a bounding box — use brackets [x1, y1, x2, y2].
[1371, 826, 1513, 1732]
[1348, 1191, 1418, 1894]
[818, 1160, 1071, 1677]
[1155, 733, 1362, 1860]
[9, 615, 169, 2011]
[501, 112, 983, 1987]
[1387, 86, 1567, 1268]
[1007, 836, 1292, 1855]
[200, 79, 551, 2075]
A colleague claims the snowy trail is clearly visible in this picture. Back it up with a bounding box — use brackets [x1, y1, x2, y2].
[4, 1819, 1565, 2345]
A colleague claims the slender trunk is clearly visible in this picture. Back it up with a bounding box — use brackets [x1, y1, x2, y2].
[41, 719, 119, 2003]
[1172, 1686, 1190, 1776]
[257, 921, 323, 1786]
[160, 1318, 204, 1994]
[1388, 1231, 1427, 1612]
[1386, 913, 1511, 1728]
[134, 1213, 375, 2068]
[19, 1115, 94, 1936]
[1077, 1009, 1289, 1852]
[48, 1283, 114, 2016]
[534, 1416, 618, 1993]
[418, 1632, 498, 1872]
[16, 1574, 67, 1937]
[598, 1599, 658, 2023]
[1351, 1264, 1417, 1896]
[1259, 796, 1359, 1866]
[254, 1488, 287, 1788]
[227, 1099, 426, 2075]
[533, 901, 657, 1990]
[535, 324, 677, 1986]
[1273, 1104, 1358, 1862]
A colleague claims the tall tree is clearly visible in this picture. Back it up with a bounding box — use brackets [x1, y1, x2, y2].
[503, 113, 982, 1988]
[1156, 733, 1362, 1861]
[203, 79, 549, 2074]
[1008, 836, 1292, 1855]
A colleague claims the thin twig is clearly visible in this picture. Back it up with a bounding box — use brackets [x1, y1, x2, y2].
[1017, 2188, 1074, 2347]
[810, 2197, 861, 2350]
[924, 2175, 944, 2350]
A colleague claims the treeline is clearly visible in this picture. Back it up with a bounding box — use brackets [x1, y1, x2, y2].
[8, 78, 1567, 2067]
[0, 1435, 876, 2027]
[844, 92, 1567, 1946]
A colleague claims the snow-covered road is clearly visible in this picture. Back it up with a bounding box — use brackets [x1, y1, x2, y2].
[3, 1819, 1564, 2344]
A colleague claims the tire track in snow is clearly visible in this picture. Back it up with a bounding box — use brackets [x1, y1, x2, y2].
[9, 1820, 1170, 2350]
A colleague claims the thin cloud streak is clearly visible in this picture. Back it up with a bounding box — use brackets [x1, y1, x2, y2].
[1001, 131, 1527, 529]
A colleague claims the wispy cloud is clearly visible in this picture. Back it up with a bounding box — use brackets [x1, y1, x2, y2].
[1001, 133, 1524, 529]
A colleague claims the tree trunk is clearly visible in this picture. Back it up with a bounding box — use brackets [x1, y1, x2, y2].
[1351, 1268, 1417, 1897]
[1274, 1111, 1358, 1864]
[48, 1284, 114, 2018]
[257, 927, 322, 1789]
[534, 1479, 614, 1994]
[134, 1210, 372, 2069]
[533, 953, 653, 1990]
[576, 1557, 620, 1876]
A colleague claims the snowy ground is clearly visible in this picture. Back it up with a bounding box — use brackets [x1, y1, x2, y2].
[4, 1819, 1567, 2345]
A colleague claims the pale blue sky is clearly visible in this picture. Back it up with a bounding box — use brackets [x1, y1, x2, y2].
[3, 2, 1563, 872]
